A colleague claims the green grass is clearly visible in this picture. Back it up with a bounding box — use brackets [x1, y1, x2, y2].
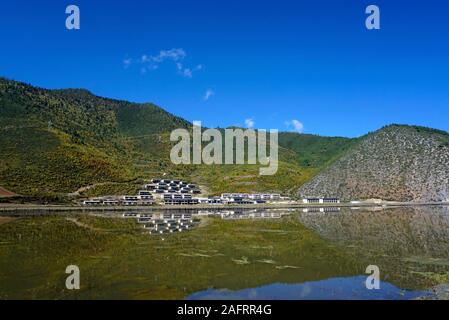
[0, 126, 133, 196]
[79, 182, 142, 197]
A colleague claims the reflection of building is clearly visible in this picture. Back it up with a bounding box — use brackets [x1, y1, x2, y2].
[302, 197, 340, 204]
[302, 207, 341, 213]
[123, 212, 196, 234]
[222, 212, 282, 220]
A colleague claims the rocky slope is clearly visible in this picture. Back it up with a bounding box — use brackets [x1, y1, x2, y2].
[298, 125, 449, 202]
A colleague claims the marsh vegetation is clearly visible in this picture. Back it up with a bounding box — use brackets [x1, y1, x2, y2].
[0, 206, 448, 299]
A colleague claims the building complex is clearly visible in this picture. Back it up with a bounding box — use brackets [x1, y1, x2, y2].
[82, 177, 338, 207]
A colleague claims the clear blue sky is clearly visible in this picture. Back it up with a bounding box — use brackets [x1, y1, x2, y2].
[1, 0, 448, 137]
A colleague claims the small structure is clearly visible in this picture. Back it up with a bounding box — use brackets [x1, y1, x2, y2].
[83, 199, 102, 206]
[323, 198, 340, 204]
[138, 190, 152, 196]
[123, 195, 139, 201]
[222, 193, 282, 202]
[302, 207, 341, 213]
[302, 197, 340, 204]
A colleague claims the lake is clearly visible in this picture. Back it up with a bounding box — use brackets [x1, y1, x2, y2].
[0, 206, 448, 299]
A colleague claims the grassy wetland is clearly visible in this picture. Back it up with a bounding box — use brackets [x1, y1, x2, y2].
[0, 206, 448, 300]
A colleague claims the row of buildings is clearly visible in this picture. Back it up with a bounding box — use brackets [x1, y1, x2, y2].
[82, 177, 340, 207]
[161, 193, 286, 205]
[82, 177, 291, 206]
[221, 193, 282, 201]
[82, 178, 201, 206]
[302, 197, 340, 204]
[83, 191, 155, 206]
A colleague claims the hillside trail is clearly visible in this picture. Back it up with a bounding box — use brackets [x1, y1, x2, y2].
[67, 182, 117, 197]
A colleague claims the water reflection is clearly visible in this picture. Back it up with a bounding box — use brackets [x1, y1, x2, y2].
[296, 205, 449, 290]
[188, 276, 431, 300]
[297, 206, 449, 259]
[136, 205, 449, 294]
[196, 208, 292, 220]
[2, 205, 447, 299]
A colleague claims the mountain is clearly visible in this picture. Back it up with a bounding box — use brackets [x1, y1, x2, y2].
[0, 78, 189, 199]
[0, 78, 351, 200]
[298, 125, 449, 202]
[3, 78, 447, 203]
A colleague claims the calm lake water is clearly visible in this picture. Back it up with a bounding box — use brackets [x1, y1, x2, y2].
[0, 205, 448, 299]
[188, 276, 430, 300]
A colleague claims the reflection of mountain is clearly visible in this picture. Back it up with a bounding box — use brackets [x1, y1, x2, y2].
[298, 206, 449, 257]
[297, 206, 449, 289]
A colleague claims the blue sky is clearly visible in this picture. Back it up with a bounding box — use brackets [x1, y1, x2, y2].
[1, 0, 448, 137]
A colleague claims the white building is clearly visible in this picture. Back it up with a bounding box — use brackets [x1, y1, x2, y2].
[302, 197, 340, 204]
[83, 199, 102, 206]
[123, 195, 139, 201]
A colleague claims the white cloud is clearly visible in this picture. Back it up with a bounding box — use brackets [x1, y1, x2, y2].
[176, 62, 192, 78]
[125, 48, 201, 78]
[203, 89, 214, 101]
[285, 119, 304, 133]
[155, 48, 186, 62]
[123, 58, 132, 69]
[245, 118, 255, 128]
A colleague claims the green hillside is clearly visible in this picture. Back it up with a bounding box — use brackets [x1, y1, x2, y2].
[0, 78, 353, 201]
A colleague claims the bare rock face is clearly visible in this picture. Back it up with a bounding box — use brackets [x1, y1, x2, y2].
[298, 125, 449, 202]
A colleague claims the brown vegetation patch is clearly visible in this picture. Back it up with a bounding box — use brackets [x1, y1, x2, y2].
[0, 187, 17, 197]
[0, 216, 17, 225]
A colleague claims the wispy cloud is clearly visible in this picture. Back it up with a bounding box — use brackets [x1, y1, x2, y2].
[123, 58, 132, 69]
[245, 118, 255, 128]
[203, 89, 214, 101]
[124, 48, 202, 78]
[152, 48, 186, 62]
[285, 119, 304, 133]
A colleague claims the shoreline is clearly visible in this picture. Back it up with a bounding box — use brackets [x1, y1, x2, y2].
[0, 201, 447, 213]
